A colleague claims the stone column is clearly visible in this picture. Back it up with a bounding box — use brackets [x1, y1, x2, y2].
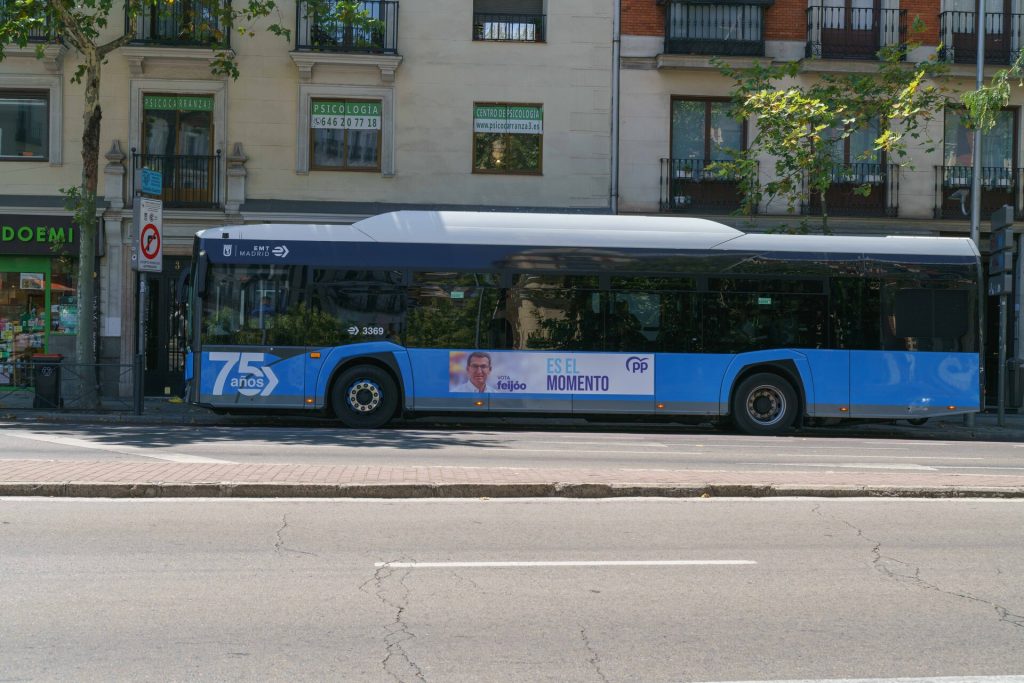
[225, 142, 248, 214]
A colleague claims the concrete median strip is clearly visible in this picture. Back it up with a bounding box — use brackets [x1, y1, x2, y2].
[1, 459, 1024, 499]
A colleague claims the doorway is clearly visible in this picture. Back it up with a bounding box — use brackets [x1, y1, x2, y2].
[143, 255, 190, 396]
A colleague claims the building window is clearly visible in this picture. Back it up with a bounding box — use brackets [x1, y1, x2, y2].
[473, 103, 543, 174]
[0, 92, 48, 160]
[310, 99, 382, 171]
[473, 0, 545, 42]
[671, 99, 743, 167]
[139, 94, 219, 207]
[944, 107, 1016, 168]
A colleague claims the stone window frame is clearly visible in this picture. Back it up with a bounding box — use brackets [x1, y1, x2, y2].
[0, 74, 63, 166]
[297, 83, 394, 176]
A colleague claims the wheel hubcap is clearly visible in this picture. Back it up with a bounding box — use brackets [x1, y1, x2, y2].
[746, 385, 786, 426]
[347, 379, 382, 413]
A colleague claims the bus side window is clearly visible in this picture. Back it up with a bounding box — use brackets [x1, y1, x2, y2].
[506, 275, 603, 351]
[405, 272, 496, 348]
[311, 283, 405, 347]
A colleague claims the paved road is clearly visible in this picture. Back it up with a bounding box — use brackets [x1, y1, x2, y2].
[2, 498, 1022, 681]
[3, 423, 1024, 475]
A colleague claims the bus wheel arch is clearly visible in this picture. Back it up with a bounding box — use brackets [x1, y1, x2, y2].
[729, 362, 804, 436]
[328, 359, 402, 429]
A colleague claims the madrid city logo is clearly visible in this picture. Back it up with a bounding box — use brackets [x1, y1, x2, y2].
[209, 352, 279, 397]
[625, 356, 650, 374]
[222, 244, 233, 257]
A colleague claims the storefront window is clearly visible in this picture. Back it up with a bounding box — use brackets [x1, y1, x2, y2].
[0, 266, 48, 387]
[51, 258, 78, 335]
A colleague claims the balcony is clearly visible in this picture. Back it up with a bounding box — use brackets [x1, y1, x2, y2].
[935, 165, 1021, 219]
[127, 0, 227, 47]
[132, 151, 221, 209]
[805, 162, 898, 217]
[659, 158, 755, 214]
[473, 13, 545, 42]
[938, 11, 1024, 65]
[805, 5, 906, 60]
[663, 2, 765, 57]
[295, 0, 399, 53]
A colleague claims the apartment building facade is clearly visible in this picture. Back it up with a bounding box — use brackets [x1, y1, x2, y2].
[0, 0, 614, 394]
[1, 0, 1021, 403]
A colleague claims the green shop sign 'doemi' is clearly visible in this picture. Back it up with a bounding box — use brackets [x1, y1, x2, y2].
[0, 215, 80, 256]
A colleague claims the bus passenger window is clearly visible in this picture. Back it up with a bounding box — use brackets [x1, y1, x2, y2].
[405, 272, 496, 349]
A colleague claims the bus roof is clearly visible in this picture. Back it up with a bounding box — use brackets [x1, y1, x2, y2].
[197, 210, 979, 259]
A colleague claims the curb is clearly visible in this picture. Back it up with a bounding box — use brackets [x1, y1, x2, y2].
[2, 482, 1023, 499]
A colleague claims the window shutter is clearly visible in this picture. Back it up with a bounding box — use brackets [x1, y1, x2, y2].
[474, 0, 544, 14]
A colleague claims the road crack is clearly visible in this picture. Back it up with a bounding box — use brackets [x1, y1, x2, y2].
[580, 624, 609, 683]
[273, 514, 318, 557]
[360, 559, 425, 683]
[812, 504, 1024, 631]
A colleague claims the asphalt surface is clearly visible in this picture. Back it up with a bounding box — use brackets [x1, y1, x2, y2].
[3, 498, 1023, 681]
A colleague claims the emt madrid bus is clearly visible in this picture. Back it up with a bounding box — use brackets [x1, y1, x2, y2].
[186, 211, 981, 435]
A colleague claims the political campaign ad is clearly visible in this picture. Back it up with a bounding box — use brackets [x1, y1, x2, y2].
[448, 351, 654, 395]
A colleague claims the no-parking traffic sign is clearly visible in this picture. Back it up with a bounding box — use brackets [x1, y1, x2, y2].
[133, 197, 163, 273]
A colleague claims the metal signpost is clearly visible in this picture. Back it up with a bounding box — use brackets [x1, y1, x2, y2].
[131, 170, 163, 414]
[988, 206, 1014, 426]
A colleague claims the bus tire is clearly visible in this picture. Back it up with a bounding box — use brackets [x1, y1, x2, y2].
[331, 365, 399, 429]
[732, 372, 798, 436]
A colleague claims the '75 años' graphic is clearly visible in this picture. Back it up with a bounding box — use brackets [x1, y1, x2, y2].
[208, 352, 279, 397]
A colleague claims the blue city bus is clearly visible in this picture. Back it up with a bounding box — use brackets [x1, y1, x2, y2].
[185, 211, 981, 435]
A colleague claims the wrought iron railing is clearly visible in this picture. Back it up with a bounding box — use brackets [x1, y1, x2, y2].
[659, 157, 756, 214]
[473, 12, 545, 42]
[805, 5, 906, 60]
[664, 2, 765, 57]
[934, 165, 1022, 219]
[804, 162, 898, 217]
[295, 0, 399, 53]
[128, 0, 228, 47]
[132, 151, 221, 209]
[938, 11, 1024, 65]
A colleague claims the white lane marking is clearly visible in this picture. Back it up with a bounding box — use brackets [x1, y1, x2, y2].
[692, 678, 1024, 683]
[770, 453, 983, 461]
[494, 449, 704, 455]
[374, 560, 757, 568]
[509, 441, 669, 448]
[931, 465, 1024, 471]
[745, 462, 938, 471]
[0, 429, 237, 464]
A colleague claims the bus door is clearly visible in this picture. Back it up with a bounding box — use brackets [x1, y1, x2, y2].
[197, 264, 308, 408]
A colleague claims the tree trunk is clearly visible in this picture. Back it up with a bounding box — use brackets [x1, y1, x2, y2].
[74, 55, 103, 409]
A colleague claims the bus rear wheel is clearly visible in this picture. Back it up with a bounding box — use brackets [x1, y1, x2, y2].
[732, 372, 798, 436]
[331, 365, 399, 429]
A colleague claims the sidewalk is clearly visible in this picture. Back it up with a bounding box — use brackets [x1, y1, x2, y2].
[1, 397, 1023, 499]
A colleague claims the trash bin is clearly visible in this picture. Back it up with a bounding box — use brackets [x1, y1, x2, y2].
[31, 354, 63, 410]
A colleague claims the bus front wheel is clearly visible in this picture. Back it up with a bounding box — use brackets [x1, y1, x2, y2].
[732, 372, 798, 436]
[331, 365, 399, 429]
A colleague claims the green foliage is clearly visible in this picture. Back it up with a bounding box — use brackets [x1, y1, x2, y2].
[961, 51, 1024, 133]
[711, 33, 949, 233]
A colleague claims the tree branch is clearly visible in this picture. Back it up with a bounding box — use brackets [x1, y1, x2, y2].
[97, 31, 136, 58]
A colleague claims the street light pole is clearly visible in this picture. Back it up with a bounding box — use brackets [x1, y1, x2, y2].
[969, 0, 986, 425]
